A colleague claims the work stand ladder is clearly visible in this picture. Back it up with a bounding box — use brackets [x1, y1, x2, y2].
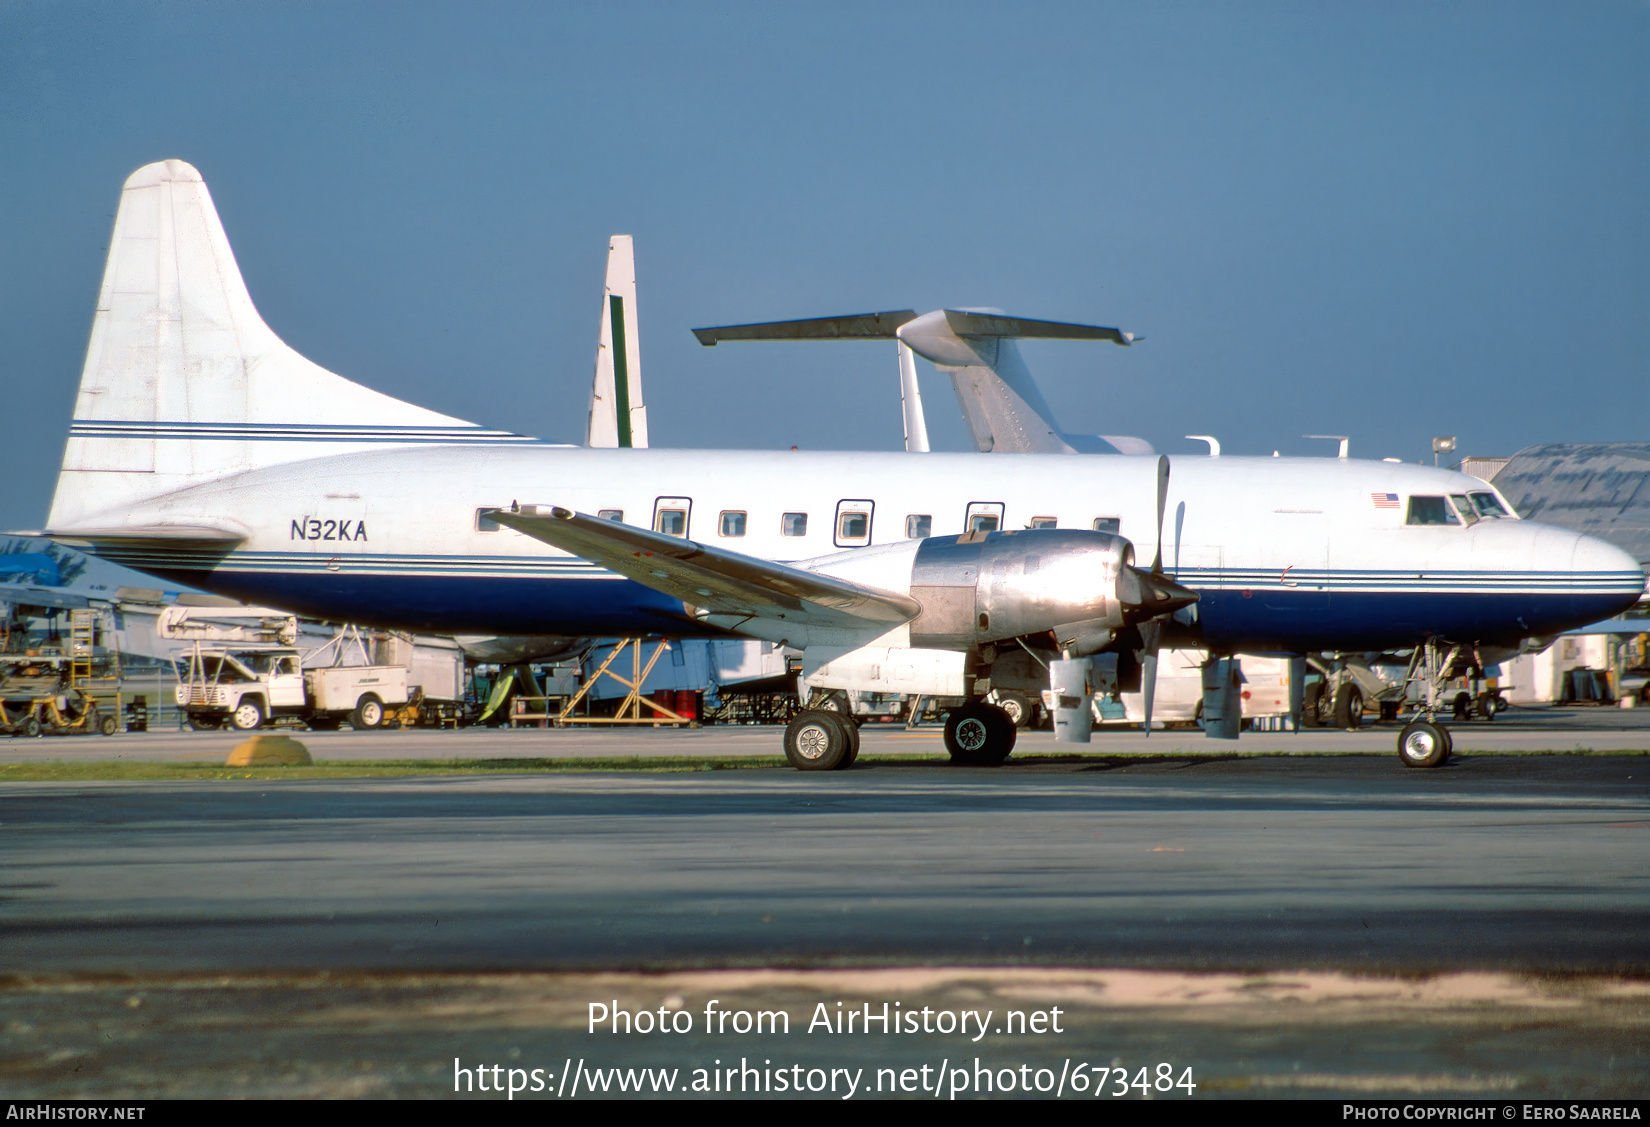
[556, 638, 692, 726]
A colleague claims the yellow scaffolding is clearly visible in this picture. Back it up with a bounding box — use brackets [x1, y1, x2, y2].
[556, 638, 692, 726]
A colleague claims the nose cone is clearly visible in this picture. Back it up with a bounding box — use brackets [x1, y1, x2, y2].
[1120, 566, 1200, 621]
[1570, 530, 1644, 578]
[1528, 525, 1648, 624]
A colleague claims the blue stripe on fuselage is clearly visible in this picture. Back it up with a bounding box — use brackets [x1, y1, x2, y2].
[140, 569, 705, 637]
[128, 565, 1642, 650]
[1195, 586, 1636, 651]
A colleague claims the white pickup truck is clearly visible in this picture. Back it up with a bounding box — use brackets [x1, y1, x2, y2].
[178, 645, 410, 731]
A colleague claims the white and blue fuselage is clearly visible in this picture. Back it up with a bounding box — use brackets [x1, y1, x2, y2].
[73, 444, 1644, 653]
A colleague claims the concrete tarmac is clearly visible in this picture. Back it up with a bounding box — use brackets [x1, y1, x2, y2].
[4, 741, 1648, 1099]
[4, 753, 1646, 975]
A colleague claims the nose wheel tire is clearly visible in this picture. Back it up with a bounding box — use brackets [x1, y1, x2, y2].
[1398, 719, 1451, 768]
[784, 709, 853, 771]
[944, 702, 1016, 766]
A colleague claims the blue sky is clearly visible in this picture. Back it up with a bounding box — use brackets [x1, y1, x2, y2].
[1, 1, 1645, 530]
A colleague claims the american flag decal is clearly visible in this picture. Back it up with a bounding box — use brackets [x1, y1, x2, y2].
[1371, 492, 1400, 509]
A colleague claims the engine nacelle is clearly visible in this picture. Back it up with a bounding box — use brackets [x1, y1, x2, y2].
[902, 529, 1193, 656]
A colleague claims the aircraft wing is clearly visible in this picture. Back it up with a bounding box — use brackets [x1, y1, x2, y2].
[490, 506, 920, 630]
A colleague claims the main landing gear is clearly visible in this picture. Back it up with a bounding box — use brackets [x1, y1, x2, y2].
[943, 701, 1016, 766]
[783, 709, 860, 771]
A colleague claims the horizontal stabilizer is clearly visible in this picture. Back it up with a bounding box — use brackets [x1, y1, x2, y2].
[941, 310, 1134, 345]
[491, 506, 919, 631]
[693, 311, 917, 345]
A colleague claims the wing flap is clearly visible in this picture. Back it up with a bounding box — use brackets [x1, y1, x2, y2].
[491, 506, 920, 630]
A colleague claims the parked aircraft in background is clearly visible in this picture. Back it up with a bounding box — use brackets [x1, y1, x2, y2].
[32, 161, 1645, 771]
[586, 234, 648, 450]
[693, 308, 1155, 456]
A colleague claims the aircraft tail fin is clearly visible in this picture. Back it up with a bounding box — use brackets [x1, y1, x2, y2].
[691, 306, 1140, 456]
[586, 235, 648, 448]
[47, 160, 525, 532]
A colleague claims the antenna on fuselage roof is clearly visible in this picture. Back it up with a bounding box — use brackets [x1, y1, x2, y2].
[691, 308, 1156, 457]
[586, 236, 648, 449]
[1304, 435, 1350, 459]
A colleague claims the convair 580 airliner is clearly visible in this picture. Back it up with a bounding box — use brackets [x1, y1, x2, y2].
[35, 161, 1645, 769]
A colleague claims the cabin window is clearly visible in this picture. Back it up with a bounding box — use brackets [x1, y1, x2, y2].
[1029, 516, 1058, 529]
[598, 509, 624, 522]
[1470, 492, 1511, 519]
[1449, 494, 1479, 526]
[1092, 517, 1120, 534]
[782, 512, 809, 537]
[1407, 496, 1459, 526]
[476, 507, 504, 532]
[905, 514, 932, 538]
[719, 511, 747, 537]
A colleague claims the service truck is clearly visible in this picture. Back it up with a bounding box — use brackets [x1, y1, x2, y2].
[178, 642, 409, 730]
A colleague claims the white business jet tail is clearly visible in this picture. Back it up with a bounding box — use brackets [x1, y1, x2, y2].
[691, 307, 1155, 456]
[47, 159, 528, 533]
[585, 235, 648, 448]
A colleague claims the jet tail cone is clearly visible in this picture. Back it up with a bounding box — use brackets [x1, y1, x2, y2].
[1120, 567, 1199, 621]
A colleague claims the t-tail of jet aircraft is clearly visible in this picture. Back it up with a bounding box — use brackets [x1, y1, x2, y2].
[692, 308, 1155, 455]
[36, 161, 1649, 772]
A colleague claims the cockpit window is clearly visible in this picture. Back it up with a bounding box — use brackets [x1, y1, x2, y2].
[1470, 492, 1511, 519]
[1449, 495, 1479, 525]
[1406, 495, 1459, 526]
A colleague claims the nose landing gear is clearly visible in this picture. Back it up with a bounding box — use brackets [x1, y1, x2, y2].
[1397, 718, 1452, 768]
[1395, 639, 1471, 768]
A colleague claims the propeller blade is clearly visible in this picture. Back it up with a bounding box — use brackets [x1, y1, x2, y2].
[1139, 618, 1163, 736]
[1139, 454, 1177, 736]
[1151, 455, 1170, 574]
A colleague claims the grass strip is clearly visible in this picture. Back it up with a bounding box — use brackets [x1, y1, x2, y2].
[1, 747, 1646, 782]
[0, 757, 805, 781]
